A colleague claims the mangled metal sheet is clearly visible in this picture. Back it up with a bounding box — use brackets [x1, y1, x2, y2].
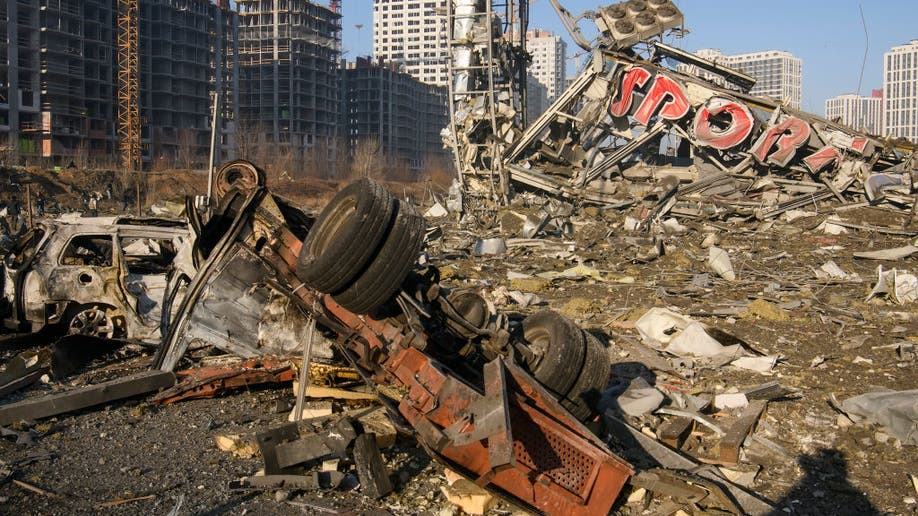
[155, 190, 331, 371]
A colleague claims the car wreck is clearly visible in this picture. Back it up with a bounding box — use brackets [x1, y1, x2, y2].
[1, 214, 194, 342]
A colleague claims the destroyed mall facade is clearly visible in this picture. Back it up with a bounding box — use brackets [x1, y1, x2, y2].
[444, 0, 917, 221]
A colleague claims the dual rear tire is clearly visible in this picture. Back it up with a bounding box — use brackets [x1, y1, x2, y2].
[520, 310, 611, 421]
[294, 178, 425, 315]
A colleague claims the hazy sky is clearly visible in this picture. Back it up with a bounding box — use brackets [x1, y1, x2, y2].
[338, 0, 918, 114]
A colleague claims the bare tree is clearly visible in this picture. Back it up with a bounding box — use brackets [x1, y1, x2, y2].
[350, 137, 383, 180]
[73, 139, 91, 170]
[234, 118, 263, 162]
[177, 128, 198, 170]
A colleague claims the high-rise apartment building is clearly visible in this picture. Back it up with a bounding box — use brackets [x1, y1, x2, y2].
[141, 0, 238, 167]
[237, 0, 342, 168]
[679, 49, 802, 110]
[883, 40, 918, 142]
[342, 57, 448, 173]
[824, 91, 883, 135]
[1, 0, 237, 165]
[525, 72, 548, 124]
[372, 0, 448, 86]
[525, 29, 566, 104]
[1, 0, 116, 159]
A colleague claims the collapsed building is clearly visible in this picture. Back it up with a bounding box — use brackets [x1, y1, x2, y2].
[444, 0, 918, 224]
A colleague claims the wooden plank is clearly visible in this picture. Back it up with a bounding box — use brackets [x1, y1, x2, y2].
[718, 400, 767, 465]
[657, 416, 694, 449]
[0, 370, 175, 426]
[353, 432, 393, 499]
[0, 368, 46, 398]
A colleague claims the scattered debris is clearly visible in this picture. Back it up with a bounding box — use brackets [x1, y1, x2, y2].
[841, 390, 918, 445]
[440, 472, 496, 516]
[866, 266, 918, 304]
[214, 434, 260, 459]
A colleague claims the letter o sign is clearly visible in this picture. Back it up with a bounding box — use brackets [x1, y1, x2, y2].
[693, 97, 755, 150]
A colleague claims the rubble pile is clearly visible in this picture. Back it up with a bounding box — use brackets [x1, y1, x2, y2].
[446, 0, 918, 231]
[0, 161, 917, 514]
[424, 198, 918, 514]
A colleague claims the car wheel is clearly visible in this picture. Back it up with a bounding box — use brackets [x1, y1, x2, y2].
[67, 305, 125, 340]
[296, 179, 395, 294]
[560, 330, 611, 421]
[519, 310, 585, 396]
[332, 199, 425, 314]
[214, 160, 266, 199]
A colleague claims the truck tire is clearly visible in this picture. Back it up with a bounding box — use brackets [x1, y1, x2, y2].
[332, 199, 425, 314]
[560, 330, 611, 421]
[520, 311, 585, 397]
[296, 179, 395, 294]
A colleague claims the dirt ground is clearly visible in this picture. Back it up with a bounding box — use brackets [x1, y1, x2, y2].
[0, 166, 437, 219]
[0, 168, 916, 515]
[461, 201, 918, 515]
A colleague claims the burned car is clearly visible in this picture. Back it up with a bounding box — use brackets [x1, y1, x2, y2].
[1, 214, 195, 343]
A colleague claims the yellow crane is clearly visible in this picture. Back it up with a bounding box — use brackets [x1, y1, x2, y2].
[117, 0, 140, 171]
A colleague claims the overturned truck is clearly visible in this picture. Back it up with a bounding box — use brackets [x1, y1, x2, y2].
[445, 0, 917, 221]
[151, 168, 634, 515]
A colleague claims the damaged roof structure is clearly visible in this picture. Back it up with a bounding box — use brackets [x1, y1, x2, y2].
[444, 0, 918, 224]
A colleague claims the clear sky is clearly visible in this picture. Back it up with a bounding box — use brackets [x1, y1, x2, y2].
[338, 0, 918, 114]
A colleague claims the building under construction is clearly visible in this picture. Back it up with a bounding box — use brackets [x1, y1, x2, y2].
[1, 0, 116, 160]
[236, 0, 341, 173]
[0, 0, 236, 166]
[139, 0, 237, 167]
[342, 57, 448, 174]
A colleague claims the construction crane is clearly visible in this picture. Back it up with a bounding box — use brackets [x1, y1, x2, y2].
[117, 0, 140, 171]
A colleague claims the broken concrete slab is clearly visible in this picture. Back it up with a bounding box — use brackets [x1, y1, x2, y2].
[612, 377, 664, 417]
[440, 477, 497, 515]
[0, 370, 174, 426]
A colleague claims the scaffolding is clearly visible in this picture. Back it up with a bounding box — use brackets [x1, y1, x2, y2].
[445, 0, 528, 200]
[117, 0, 140, 170]
[236, 0, 342, 172]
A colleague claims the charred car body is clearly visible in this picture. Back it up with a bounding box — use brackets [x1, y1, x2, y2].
[1, 215, 194, 342]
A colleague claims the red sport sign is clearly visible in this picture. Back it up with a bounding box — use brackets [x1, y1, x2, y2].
[606, 64, 872, 170]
